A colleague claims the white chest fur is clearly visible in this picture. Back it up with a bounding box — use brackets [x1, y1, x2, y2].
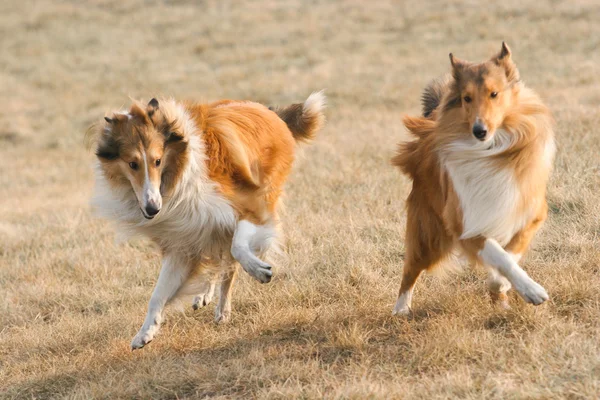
[441, 131, 532, 246]
[445, 156, 527, 246]
[92, 132, 238, 258]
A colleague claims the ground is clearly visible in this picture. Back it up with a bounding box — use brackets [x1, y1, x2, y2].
[1, 0, 599, 398]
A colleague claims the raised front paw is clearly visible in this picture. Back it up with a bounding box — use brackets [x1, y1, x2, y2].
[241, 259, 272, 284]
[515, 279, 549, 305]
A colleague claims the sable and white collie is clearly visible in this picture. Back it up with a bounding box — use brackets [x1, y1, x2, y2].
[392, 43, 555, 315]
[89, 92, 325, 349]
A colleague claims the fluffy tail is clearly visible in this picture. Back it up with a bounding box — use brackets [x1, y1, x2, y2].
[421, 75, 451, 118]
[271, 91, 326, 142]
[391, 115, 436, 178]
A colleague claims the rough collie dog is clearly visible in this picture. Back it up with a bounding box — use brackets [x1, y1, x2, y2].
[89, 92, 325, 349]
[392, 43, 555, 315]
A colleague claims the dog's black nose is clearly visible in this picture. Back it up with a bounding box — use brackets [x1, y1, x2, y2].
[472, 123, 488, 140]
[145, 205, 160, 216]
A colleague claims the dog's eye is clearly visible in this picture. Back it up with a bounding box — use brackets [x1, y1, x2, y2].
[463, 96, 472, 103]
[491, 92, 498, 98]
[155, 159, 161, 167]
[129, 162, 138, 170]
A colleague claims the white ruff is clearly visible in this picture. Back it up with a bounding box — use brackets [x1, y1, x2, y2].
[91, 101, 237, 259]
[441, 130, 529, 246]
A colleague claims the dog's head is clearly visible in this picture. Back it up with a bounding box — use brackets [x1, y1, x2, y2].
[446, 42, 520, 143]
[92, 99, 188, 219]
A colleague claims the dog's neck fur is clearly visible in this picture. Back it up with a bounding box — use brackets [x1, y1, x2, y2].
[91, 101, 237, 258]
[438, 87, 555, 246]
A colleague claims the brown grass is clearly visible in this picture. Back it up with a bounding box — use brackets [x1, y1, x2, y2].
[1, 0, 600, 398]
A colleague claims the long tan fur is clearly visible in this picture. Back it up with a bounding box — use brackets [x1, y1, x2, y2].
[90, 92, 326, 349]
[392, 43, 555, 313]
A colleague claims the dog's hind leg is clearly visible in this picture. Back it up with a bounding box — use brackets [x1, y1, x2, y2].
[393, 258, 426, 316]
[214, 265, 238, 323]
[131, 253, 192, 350]
[393, 202, 452, 316]
[231, 220, 275, 284]
[393, 252, 449, 315]
[486, 266, 512, 309]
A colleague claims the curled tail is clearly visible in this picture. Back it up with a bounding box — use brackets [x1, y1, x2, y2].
[392, 77, 448, 178]
[421, 75, 451, 118]
[271, 91, 326, 142]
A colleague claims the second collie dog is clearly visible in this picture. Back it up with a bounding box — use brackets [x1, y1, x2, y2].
[89, 92, 325, 349]
[392, 43, 555, 314]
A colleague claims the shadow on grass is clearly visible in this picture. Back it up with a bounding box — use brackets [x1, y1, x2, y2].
[4, 295, 554, 399]
[3, 306, 445, 398]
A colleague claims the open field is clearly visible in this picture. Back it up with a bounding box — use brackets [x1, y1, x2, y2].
[1, 0, 599, 398]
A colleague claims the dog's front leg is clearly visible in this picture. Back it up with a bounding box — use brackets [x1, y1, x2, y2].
[131, 253, 192, 350]
[231, 220, 274, 284]
[477, 238, 548, 305]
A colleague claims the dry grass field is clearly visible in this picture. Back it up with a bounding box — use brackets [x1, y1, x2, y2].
[1, 0, 600, 398]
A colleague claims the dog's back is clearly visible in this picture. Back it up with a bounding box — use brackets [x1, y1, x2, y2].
[185, 92, 325, 223]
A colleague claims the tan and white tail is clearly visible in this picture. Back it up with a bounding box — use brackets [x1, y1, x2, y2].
[271, 91, 326, 142]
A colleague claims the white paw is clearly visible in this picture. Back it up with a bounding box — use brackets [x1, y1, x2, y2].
[392, 292, 412, 316]
[515, 279, 549, 305]
[214, 308, 231, 324]
[496, 296, 512, 310]
[392, 304, 411, 316]
[131, 330, 154, 350]
[192, 292, 214, 310]
[241, 259, 272, 284]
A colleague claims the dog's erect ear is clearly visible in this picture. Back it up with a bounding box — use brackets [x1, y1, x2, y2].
[449, 53, 467, 82]
[147, 98, 159, 118]
[492, 42, 520, 83]
[104, 116, 115, 124]
[498, 41, 511, 60]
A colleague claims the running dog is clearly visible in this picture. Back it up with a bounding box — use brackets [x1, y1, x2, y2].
[89, 92, 325, 349]
[392, 43, 555, 314]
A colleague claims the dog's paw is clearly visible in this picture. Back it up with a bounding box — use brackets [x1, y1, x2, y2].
[515, 279, 549, 305]
[131, 330, 153, 350]
[192, 292, 214, 311]
[214, 308, 231, 324]
[497, 298, 512, 310]
[242, 259, 272, 284]
[392, 297, 411, 316]
[392, 293, 412, 316]
[490, 292, 511, 310]
[392, 305, 411, 316]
